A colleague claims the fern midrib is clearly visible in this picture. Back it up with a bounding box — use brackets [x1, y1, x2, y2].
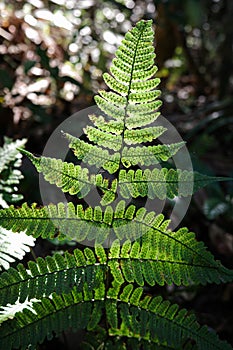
[80, 147, 119, 165]
[0, 213, 227, 272]
[114, 256, 223, 270]
[0, 215, 114, 226]
[136, 222, 223, 270]
[121, 148, 176, 158]
[0, 255, 225, 297]
[113, 217, 227, 271]
[120, 178, 225, 184]
[40, 162, 116, 196]
[0, 299, 103, 342]
[0, 263, 105, 294]
[119, 23, 146, 161]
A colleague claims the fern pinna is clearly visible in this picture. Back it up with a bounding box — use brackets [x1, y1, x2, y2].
[0, 20, 233, 350]
[0, 138, 35, 271]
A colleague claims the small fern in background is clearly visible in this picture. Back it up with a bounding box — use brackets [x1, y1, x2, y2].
[0, 20, 232, 350]
[0, 137, 26, 208]
[0, 138, 35, 271]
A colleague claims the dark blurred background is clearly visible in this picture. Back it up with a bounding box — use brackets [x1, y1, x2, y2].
[0, 0, 233, 348]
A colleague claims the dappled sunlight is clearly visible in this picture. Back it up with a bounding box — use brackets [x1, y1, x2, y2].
[0, 0, 153, 128]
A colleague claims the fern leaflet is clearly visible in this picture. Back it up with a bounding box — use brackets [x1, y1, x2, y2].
[65, 20, 183, 173]
[118, 168, 232, 199]
[0, 284, 231, 350]
[106, 284, 232, 350]
[19, 149, 117, 205]
[0, 228, 35, 271]
[0, 247, 106, 307]
[0, 202, 232, 287]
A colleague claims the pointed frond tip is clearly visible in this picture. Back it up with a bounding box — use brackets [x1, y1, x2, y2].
[18, 149, 117, 205]
[83, 19, 163, 166]
[118, 168, 233, 199]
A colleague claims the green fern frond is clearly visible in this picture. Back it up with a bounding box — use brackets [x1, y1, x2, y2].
[89, 114, 124, 134]
[66, 132, 184, 171]
[21, 146, 220, 204]
[106, 284, 232, 350]
[96, 92, 162, 128]
[0, 202, 232, 287]
[64, 132, 120, 174]
[1, 20, 233, 350]
[65, 20, 183, 173]
[0, 248, 106, 307]
[108, 229, 233, 287]
[118, 168, 232, 199]
[121, 142, 185, 167]
[0, 285, 105, 350]
[126, 109, 161, 129]
[1, 284, 231, 350]
[0, 227, 35, 271]
[95, 95, 126, 120]
[84, 126, 123, 151]
[124, 126, 166, 145]
[0, 202, 125, 243]
[0, 202, 107, 242]
[84, 125, 166, 148]
[19, 149, 116, 204]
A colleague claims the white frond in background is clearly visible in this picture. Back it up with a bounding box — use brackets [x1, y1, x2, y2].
[0, 227, 35, 271]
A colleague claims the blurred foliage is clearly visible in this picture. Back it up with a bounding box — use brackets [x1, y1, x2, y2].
[0, 0, 232, 145]
[0, 0, 146, 145]
[0, 137, 26, 207]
